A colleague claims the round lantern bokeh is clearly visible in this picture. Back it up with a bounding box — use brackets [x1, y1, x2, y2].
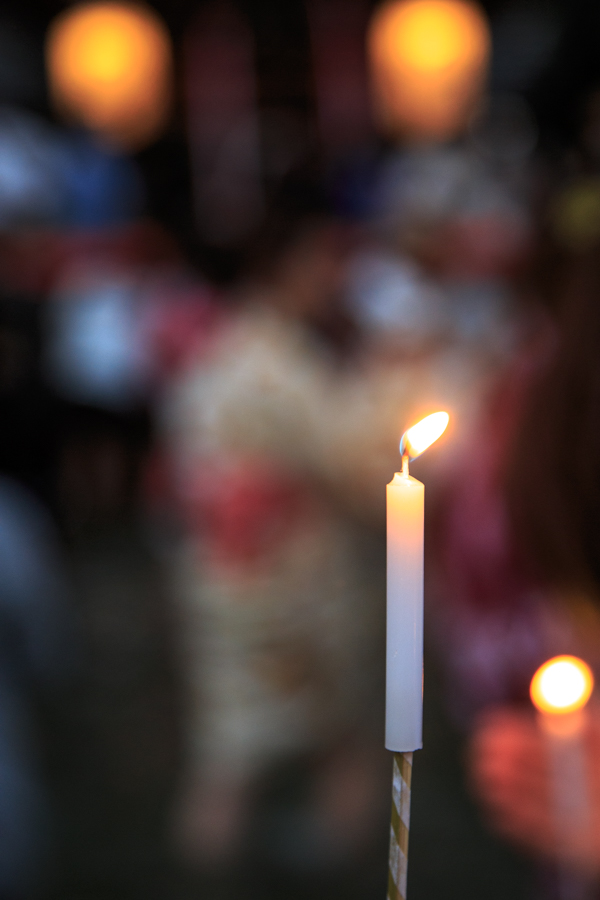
[46, 1, 172, 150]
[368, 0, 490, 141]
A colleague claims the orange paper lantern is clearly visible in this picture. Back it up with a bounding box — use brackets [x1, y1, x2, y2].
[46, 1, 172, 150]
[368, 0, 490, 141]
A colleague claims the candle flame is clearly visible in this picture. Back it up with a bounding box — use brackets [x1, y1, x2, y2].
[400, 411, 449, 460]
[530, 655, 594, 716]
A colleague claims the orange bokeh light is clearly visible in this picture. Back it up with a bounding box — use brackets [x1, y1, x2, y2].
[46, 1, 172, 150]
[368, 0, 490, 140]
[530, 656, 594, 716]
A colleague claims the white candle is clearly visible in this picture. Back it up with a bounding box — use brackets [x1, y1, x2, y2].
[386, 412, 449, 752]
[386, 466, 424, 750]
[530, 656, 594, 832]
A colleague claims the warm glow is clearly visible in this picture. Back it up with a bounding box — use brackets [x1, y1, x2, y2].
[376, 0, 483, 72]
[46, 2, 172, 149]
[400, 411, 449, 460]
[368, 0, 490, 140]
[530, 656, 594, 716]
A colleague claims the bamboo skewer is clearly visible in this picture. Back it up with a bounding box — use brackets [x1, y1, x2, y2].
[387, 751, 413, 900]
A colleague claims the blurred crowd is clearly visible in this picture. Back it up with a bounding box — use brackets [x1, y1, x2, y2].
[4, 2, 600, 900]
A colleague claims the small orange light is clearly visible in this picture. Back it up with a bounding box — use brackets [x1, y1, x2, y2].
[530, 655, 594, 716]
[400, 411, 449, 460]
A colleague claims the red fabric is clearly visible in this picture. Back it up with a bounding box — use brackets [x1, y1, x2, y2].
[425, 214, 532, 281]
[437, 334, 555, 611]
[430, 329, 561, 722]
[142, 286, 226, 380]
[184, 461, 312, 569]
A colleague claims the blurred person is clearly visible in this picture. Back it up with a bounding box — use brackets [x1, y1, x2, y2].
[444, 242, 600, 889]
[0, 105, 143, 235]
[159, 200, 395, 877]
[0, 101, 174, 528]
[344, 113, 536, 450]
[157, 172, 507, 895]
[0, 475, 73, 899]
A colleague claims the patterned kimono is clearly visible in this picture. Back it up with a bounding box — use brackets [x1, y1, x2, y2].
[163, 304, 386, 780]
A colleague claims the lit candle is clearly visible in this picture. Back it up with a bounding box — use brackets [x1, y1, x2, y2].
[386, 411, 448, 900]
[530, 655, 595, 898]
[386, 411, 449, 751]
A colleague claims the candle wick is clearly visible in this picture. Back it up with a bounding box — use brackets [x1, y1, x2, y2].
[401, 454, 409, 477]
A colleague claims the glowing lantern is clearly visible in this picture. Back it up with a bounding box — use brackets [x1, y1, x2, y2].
[530, 655, 594, 717]
[368, 0, 490, 141]
[46, 2, 172, 150]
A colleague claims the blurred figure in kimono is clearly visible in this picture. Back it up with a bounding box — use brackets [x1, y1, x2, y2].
[160, 198, 391, 874]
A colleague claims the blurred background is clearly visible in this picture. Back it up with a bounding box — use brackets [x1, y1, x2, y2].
[3, 1, 600, 899]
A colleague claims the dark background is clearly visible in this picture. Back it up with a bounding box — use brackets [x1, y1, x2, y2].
[2, 0, 600, 255]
